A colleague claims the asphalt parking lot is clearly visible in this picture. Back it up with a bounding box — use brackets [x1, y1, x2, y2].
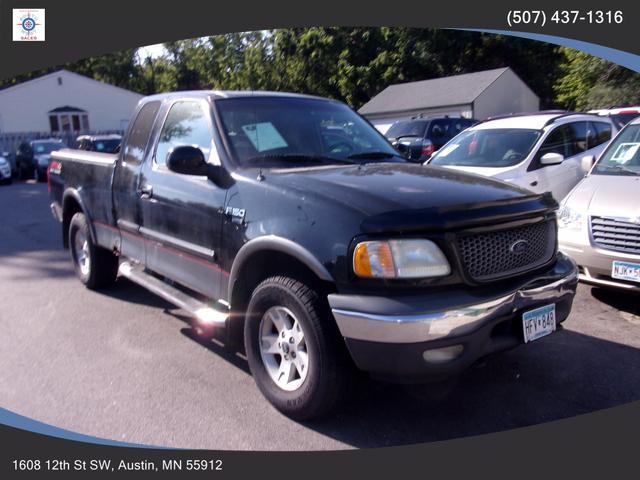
[1, 180, 639, 450]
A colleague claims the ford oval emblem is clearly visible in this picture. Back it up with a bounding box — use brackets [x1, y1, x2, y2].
[510, 239, 529, 255]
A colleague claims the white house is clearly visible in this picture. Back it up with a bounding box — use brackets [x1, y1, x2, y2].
[0, 69, 143, 134]
[359, 67, 540, 133]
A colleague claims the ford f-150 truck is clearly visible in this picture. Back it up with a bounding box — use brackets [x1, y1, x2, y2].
[49, 91, 578, 420]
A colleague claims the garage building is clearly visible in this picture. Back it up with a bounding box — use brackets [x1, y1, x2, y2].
[0, 69, 143, 134]
[359, 67, 539, 133]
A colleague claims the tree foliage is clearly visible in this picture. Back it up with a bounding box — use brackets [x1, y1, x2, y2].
[554, 47, 640, 110]
[2, 28, 638, 112]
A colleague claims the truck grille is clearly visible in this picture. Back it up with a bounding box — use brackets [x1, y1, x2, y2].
[591, 216, 640, 254]
[458, 220, 556, 281]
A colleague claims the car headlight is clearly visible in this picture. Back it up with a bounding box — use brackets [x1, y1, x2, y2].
[557, 204, 584, 230]
[353, 239, 450, 279]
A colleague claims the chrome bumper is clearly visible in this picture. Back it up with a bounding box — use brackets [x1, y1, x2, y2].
[330, 256, 579, 344]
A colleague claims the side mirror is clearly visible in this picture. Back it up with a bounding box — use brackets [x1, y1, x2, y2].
[166, 146, 208, 176]
[581, 155, 595, 172]
[540, 152, 564, 166]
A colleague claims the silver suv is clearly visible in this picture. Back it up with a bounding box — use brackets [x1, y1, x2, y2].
[559, 116, 640, 292]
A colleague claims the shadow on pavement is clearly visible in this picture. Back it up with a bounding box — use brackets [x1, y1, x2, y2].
[301, 328, 640, 448]
[591, 287, 640, 317]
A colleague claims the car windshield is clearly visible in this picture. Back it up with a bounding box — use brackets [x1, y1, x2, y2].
[593, 124, 640, 176]
[94, 139, 121, 153]
[385, 120, 428, 139]
[429, 128, 542, 168]
[33, 142, 62, 154]
[216, 97, 402, 168]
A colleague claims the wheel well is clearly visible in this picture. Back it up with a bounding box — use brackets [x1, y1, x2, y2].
[227, 250, 336, 346]
[62, 197, 83, 249]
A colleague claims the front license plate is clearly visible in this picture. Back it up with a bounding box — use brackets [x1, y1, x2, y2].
[522, 304, 556, 343]
[612, 261, 640, 283]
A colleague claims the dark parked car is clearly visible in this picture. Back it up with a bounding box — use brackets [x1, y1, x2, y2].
[75, 134, 122, 153]
[50, 91, 577, 419]
[16, 138, 65, 181]
[385, 116, 478, 162]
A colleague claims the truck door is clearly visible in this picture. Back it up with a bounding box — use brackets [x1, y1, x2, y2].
[112, 100, 162, 263]
[139, 99, 227, 300]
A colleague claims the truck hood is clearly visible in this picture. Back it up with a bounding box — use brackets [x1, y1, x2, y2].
[248, 163, 555, 232]
[565, 174, 640, 218]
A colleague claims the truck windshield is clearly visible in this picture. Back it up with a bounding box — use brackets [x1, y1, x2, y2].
[216, 97, 402, 168]
[429, 129, 542, 168]
[593, 124, 640, 176]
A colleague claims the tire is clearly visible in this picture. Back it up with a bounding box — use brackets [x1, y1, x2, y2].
[244, 276, 353, 420]
[68, 212, 118, 290]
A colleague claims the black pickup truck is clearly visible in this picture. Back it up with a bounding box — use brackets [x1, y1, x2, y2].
[49, 91, 578, 419]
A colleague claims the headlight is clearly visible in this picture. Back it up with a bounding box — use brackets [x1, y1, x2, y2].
[557, 204, 584, 230]
[353, 239, 450, 279]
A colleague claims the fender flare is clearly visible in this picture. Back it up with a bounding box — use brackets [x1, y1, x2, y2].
[62, 188, 98, 245]
[228, 235, 333, 299]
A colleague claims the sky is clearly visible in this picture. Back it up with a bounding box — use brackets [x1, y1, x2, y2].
[137, 43, 167, 60]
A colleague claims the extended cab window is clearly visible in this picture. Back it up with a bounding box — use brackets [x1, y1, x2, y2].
[123, 101, 161, 164]
[155, 101, 213, 166]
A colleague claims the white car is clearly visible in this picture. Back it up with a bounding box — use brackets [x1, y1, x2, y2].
[0, 155, 11, 185]
[427, 112, 617, 201]
[588, 106, 640, 130]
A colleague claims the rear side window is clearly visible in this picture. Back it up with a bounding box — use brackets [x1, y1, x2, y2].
[122, 101, 161, 165]
[155, 101, 213, 166]
[427, 119, 451, 140]
[385, 120, 429, 138]
[591, 122, 612, 148]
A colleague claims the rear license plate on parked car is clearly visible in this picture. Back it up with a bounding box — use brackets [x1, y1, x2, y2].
[612, 261, 640, 283]
[522, 304, 556, 343]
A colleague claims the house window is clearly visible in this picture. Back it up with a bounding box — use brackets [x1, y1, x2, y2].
[49, 115, 59, 132]
[48, 106, 89, 133]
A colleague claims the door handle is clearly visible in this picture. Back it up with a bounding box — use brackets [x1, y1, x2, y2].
[138, 184, 153, 199]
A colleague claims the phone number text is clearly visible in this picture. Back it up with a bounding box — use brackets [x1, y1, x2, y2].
[507, 10, 623, 28]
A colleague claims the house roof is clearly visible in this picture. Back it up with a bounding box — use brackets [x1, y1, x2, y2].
[0, 69, 143, 98]
[359, 67, 527, 116]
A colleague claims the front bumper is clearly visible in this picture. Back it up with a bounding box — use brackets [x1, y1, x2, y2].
[329, 253, 578, 381]
[560, 229, 640, 293]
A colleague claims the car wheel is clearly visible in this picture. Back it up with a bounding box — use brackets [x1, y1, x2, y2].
[68, 212, 118, 290]
[244, 276, 353, 420]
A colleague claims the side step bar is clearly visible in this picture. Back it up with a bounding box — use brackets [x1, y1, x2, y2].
[118, 261, 228, 327]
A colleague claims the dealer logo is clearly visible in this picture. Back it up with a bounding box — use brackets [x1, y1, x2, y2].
[13, 9, 45, 42]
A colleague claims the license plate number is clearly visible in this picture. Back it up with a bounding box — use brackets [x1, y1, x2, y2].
[522, 304, 556, 343]
[612, 261, 640, 283]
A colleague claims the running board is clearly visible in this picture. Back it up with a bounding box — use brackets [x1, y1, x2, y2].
[118, 262, 228, 326]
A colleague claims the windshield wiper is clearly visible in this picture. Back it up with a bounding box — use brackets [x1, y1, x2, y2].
[600, 164, 640, 175]
[347, 151, 399, 160]
[243, 153, 357, 166]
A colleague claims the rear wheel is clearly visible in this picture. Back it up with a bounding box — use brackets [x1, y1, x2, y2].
[244, 276, 353, 420]
[68, 212, 118, 289]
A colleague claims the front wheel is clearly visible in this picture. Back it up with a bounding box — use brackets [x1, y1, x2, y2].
[244, 276, 353, 420]
[68, 212, 118, 289]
